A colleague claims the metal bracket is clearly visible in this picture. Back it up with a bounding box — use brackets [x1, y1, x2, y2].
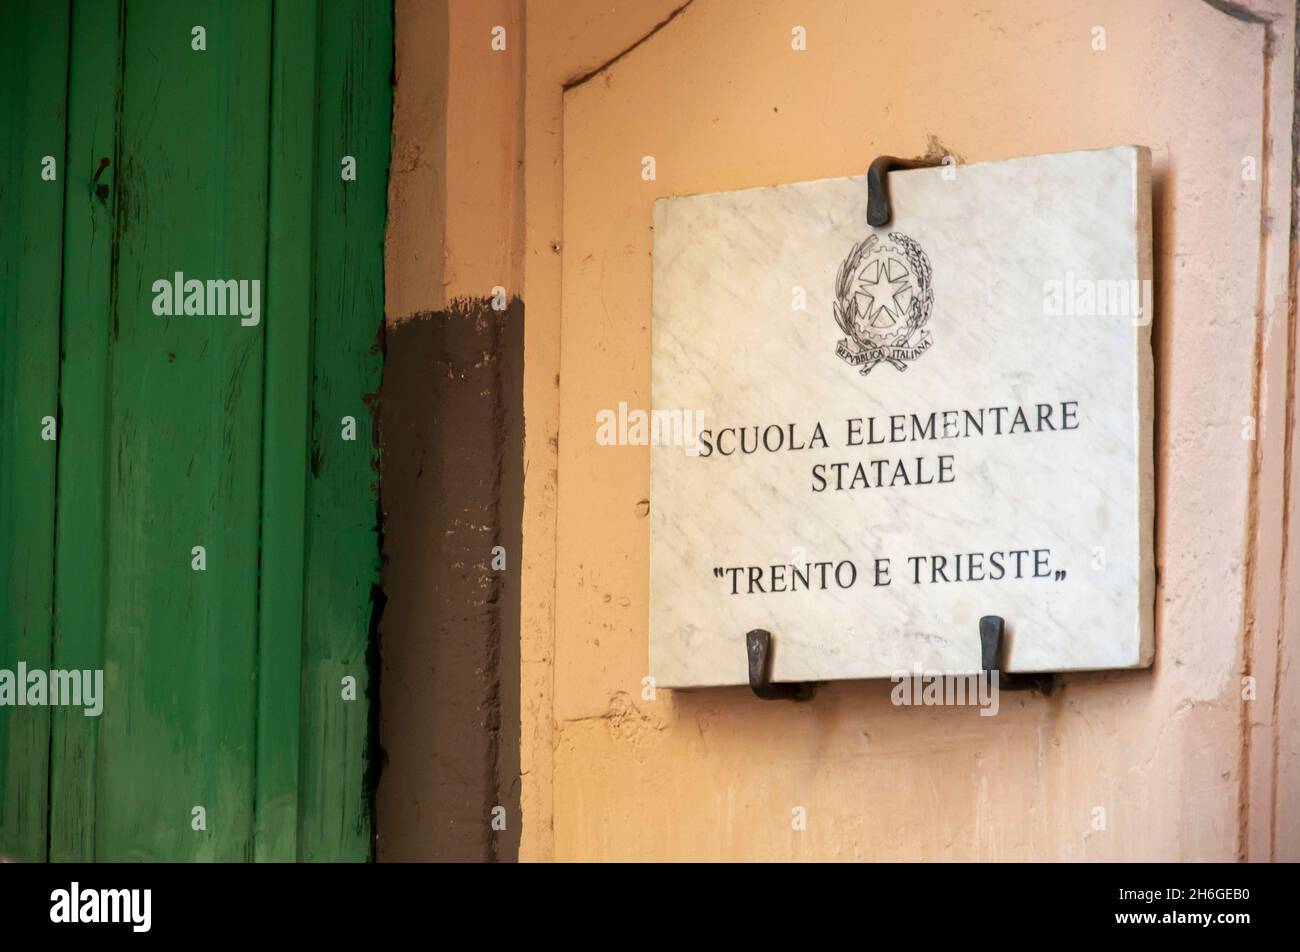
[866, 155, 945, 228]
[745, 629, 816, 701]
[744, 620, 1050, 700]
[979, 615, 1055, 694]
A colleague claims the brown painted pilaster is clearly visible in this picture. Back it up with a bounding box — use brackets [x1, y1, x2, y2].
[376, 298, 523, 861]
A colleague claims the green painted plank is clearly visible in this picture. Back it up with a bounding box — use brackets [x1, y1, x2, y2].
[95, 0, 270, 861]
[298, 0, 391, 862]
[3, 0, 390, 862]
[255, 0, 320, 863]
[48, 0, 123, 863]
[0, 0, 71, 863]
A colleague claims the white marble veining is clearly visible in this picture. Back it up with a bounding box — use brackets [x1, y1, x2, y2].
[650, 146, 1154, 688]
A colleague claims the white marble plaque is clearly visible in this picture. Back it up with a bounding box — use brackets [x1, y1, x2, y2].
[650, 146, 1154, 688]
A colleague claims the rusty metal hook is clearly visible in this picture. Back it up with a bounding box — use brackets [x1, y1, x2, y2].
[745, 629, 816, 701]
[866, 155, 945, 228]
[979, 615, 1055, 694]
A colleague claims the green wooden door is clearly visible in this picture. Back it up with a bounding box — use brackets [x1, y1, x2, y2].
[0, 0, 391, 862]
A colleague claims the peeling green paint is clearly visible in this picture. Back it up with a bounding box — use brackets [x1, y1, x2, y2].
[0, 0, 391, 862]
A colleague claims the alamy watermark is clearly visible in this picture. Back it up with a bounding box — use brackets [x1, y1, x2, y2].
[890, 664, 999, 716]
[596, 401, 706, 454]
[50, 882, 150, 932]
[151, 272, 260, 327]
[0, 663, 103, 716]
[1043, 272, 1153, 324]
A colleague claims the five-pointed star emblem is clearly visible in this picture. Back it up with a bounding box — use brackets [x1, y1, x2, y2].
[853, 256, 912, 329]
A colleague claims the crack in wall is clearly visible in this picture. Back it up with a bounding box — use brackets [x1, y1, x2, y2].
[563, 1, 694, 91]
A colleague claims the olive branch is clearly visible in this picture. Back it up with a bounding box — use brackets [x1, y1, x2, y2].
[888, 231, 932, 342]
[832, 235, 878, 345]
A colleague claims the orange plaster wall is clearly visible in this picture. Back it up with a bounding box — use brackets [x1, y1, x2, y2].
[388, 0, 1300, 861]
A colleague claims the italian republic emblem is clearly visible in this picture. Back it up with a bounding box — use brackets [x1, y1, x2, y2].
[833, 232, 934, 374]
